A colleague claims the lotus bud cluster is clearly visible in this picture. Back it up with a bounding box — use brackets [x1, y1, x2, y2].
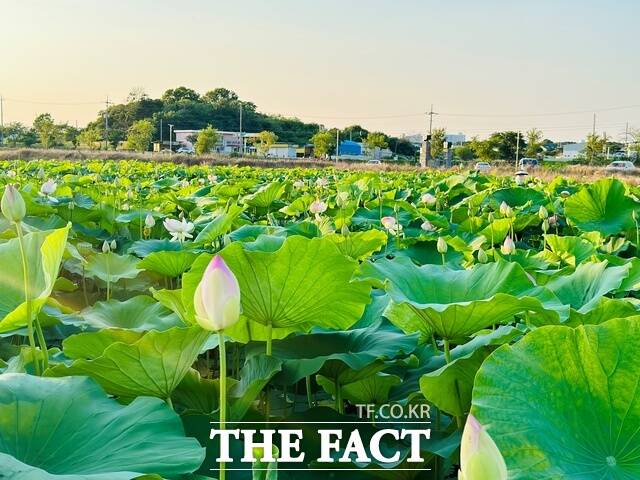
[1, 185, 26, 223]
[194, 255, 241, 332]
[499, 202, 513, 218]
[501, 237, 516, 255]
[458, 415, 507, 480]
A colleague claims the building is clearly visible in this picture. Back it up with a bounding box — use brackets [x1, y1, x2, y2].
[338, 140, 363, 156]
[562, 142, 586, 159]
[267, 143, 297, 159]
[173, 129, 259, 154]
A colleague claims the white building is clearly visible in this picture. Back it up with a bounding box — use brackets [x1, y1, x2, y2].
[562, 142, 586, 159]
[267, 143, 298, 159]
[174, 129, 259, 154]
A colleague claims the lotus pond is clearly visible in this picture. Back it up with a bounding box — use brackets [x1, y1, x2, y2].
[1, 159, 639, 479]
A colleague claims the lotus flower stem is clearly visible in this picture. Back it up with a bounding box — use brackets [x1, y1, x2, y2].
[105, 254, 111, 301]
[334, 377, 344, 414]
[306, 375, 313, 408]
[218, 331, 227, 480]
[15, 222, 41, 375]
[443, 338, 452, 364]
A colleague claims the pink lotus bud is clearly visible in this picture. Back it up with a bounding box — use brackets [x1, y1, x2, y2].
[194, 255, 241, 332]
[1, 184, 26, 223]
[501, 236, 516, 255]
[459, 415, 507, 480]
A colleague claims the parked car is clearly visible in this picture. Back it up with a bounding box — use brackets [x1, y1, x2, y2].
[519, 158, 539, 169]
[367, 159, 381, 165]
[474, 162, 491, 173]
[176, 147, 195, 154]
[605, 161, 637, 172]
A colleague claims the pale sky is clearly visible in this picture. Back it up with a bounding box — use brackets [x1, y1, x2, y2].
[2, 0, 639, 141]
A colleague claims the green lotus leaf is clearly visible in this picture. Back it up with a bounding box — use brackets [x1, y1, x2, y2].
[564, 178, 639, 235]
[47, 326, 210, 399]
[471, 318, 640, 479]
[85, 252, 142, 283]
[194, 204, 245, 244]
[0, 224, 70, 333]
[127, 239, 182, 257]
[228, 353, 282, 421]
[151, 287, 189, 323]
[567, 297, 638, 326]
[317, 372, 402, 405]
[544, 260, 629, 312]
[242, 181, 286, 208]
[182, 236, 372, 341]
[248, 320, 418, 385]
[0, 373, 204, 479]
[486, 187, 547, 211]
[359, 257, 564, 338]
[64, 295, 183, 331]
[536, 234, 597, 267]
[324, 229, 388, 261]
[62, 329, 144, 359]
[137, 250, 198, 277]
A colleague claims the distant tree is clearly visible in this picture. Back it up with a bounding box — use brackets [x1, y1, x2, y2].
[430, 128, 447, 158]
[77, 127, 103, 150]
[33, 113, 60, 148]
[630, 129, 640, 158]
[488, 131, 523, 162]
[126, 87, 148, 103]
[311, 130, 335, 158]
[256, 130, 278, 157]
[470, 136, 500, 161]
[2, 122, 30, 147]
[61, 124, 81, 148]
[126, 119, 155, 152]
[585, 133, 606, 163]
[202, 88, 239, 105]
[364, 132, 389, 151]
[161, 87, 200, 103]
[388, 137, 417, 157]
[454, 144, 475, 161]
[195, 125, 219, 155]
[525, 128, 544, 157]
[341, 125, 369, 143]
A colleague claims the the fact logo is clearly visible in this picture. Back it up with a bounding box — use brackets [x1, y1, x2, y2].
[209, 403, 432, 473]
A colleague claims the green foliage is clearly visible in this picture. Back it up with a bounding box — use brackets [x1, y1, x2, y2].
[363, 131, 389, 151]
[524, 128, 543, 157]
[194, 125, 219, 154]
[311, 130, 335, 157]
[430, 127, 447, 158]
[126, 119, 155, 152]
[256, 130, 278, 156]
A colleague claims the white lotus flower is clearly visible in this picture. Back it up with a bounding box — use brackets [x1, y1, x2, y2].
[145, 214, 156, 228]
[421, 220, 436, 232]
[208, 174, 218, 184]
[309, 199, 328, 215]
[164, 217, 195, 242]
[194, 255, 241, 332]
[40, 179, 57, 196]
[6, 170, 16, 178]
[293, 180, 305, 189]
[315, 177, 329, 188]
[421, 193, 437, 206]
[382, 216, 402, 235]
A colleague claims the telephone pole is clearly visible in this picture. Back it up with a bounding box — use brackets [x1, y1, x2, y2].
[0, 95, 4, 147]
[104, 96, 111, 150]
[239, 104, 243, 156]
[427, 104, 438, 136]
[336, 129, 340, 162]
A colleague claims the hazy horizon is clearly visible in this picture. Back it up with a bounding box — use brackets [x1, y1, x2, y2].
[2, 0, 639, 142]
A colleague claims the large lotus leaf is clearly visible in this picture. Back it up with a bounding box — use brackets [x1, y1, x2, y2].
[358, 257, 564, 338]
[127, 239, 182, 257]
[228, 354, 282, 421]
[0, 374, 204, 479]
[242, 181, 286, 208]
[46, 326, 210, 399]
[64, 295, 183, 331]
[324, 229, 388, 261]
[485, 187, 546, 210]
[471, 318, 640, 479]
[182, 236, 372, 341]
[0, 224, 70, 333]
[567, 297, 638, 326]
[85, 252, 142, 283]
[536, 234, 597, 267]
[137, 250, 198, 277]
[564, 178, 639, 235]
[317, 372, 402, 405]
[248, 320, 418, 385]
[194, 204, 245, 244]
[151, 287, 189, 323]
[544, 260, 629, 312]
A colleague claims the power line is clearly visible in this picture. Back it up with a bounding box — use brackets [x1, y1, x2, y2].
[2, 98, 104, 105]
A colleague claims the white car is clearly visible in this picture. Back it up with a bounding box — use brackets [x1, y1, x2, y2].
[605, 161, 636, 172]
[474, 162, 491, 173]
[177, 147, 195, 154]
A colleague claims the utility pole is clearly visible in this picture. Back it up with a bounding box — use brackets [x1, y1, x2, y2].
[592, 113, 596, 136]
[336, 129, 340, 162]
[239, 104, 243, 156]
[168, 124, 174, 155]
[515, 131, 521, 170]
[427, 104, 438, 137]
[104, 96, 110, 150]
[160, 118, 163, 148]
[625, 122, 629, 156]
